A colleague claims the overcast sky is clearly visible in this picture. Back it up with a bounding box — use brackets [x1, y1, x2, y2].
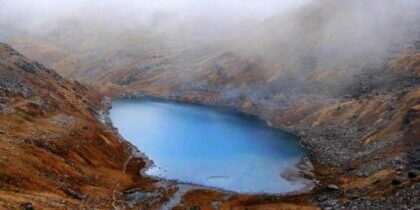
[0, 0, 311, 26]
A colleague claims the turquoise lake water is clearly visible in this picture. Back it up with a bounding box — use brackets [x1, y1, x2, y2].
[110, 99, 306, 194]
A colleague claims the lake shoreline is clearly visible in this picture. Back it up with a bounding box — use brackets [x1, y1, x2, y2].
[107, 97, 315, 195]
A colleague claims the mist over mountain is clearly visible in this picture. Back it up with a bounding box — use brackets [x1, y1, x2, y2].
[1, 0, 420, 209]
[0, 0, 419, 166]
[1, 0, 418, 95]
[0, 0, 310, 41]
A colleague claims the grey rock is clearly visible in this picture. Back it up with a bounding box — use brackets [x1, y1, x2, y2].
[13, 59, 36, 74]
[326, 184, 341, 191]
[0, 75, 32, 97]
[20, 202, 33, 210]
[50, 115, 76, 128]
[62, 187, 87, 200]
[123, 189, 161, 208]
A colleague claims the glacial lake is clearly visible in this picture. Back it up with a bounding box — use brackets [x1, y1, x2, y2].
[110, 99, 307, 194]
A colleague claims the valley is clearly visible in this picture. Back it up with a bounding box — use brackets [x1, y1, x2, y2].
[0, 0, 419, 209]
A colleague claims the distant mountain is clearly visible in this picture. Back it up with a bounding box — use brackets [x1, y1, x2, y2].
[0, 0, 419, 208]
[4, 0, 418, 103]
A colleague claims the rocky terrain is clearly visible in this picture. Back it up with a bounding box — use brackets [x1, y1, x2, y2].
[0, 0, 419, 209]
[135, 42, 420, 209]
[2, 38, 418, 209]
[0, 43, 178, 209]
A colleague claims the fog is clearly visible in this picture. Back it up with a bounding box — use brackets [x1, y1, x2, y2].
[0, 0, 419, 97]
[0, 0, 310, 39]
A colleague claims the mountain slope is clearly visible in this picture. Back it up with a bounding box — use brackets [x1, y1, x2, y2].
[0, 0, 419, 208]
[4, 1, 419, 103]
[0, 43, 171, 209]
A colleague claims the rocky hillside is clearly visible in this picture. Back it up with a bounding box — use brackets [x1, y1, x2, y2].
[4, 0, 419, 105]
[0, 43, 175, 209]
[0, 43, 327, 210]
[167, 41, 420, 209]
[0, 0, 419, 209]
[2, 39, 418, 209]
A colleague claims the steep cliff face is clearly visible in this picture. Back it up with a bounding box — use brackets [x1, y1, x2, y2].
[0, 43, 171, 209]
